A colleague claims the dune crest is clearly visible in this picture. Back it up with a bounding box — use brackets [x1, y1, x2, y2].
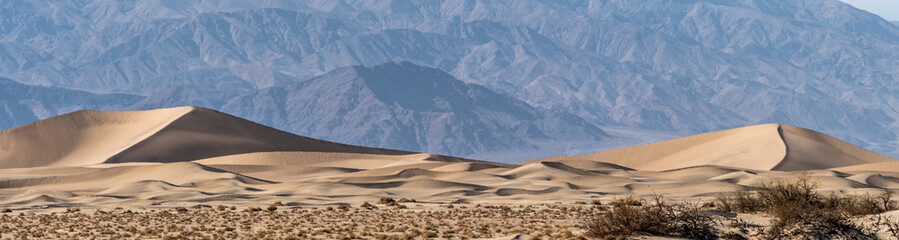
[533, 124, 894, 171]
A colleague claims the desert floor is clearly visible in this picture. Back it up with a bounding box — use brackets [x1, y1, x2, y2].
[5, 108, 899, 239]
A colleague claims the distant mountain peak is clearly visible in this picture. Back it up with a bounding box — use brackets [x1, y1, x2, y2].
[319, 62, 533, 116]
[220, 62, 608, 160]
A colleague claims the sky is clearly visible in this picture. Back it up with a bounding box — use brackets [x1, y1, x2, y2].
[840, 0, 899, 21]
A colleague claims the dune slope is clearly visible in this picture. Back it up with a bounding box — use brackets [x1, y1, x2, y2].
[533, 124, 894, 171]
[0, 107, 410, 169]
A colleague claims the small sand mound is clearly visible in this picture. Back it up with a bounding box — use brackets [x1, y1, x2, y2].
[98, 180, 180, 195]
[501, 162, 595, 179]
[0, 162, 267, 190]
[495, 187, 561, 196]
[430, 162, 511, 172]
[845, 173, 899, 189]
[832, 161, 899, 172]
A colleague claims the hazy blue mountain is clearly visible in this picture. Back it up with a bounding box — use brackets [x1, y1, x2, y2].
[2, 0, 899, 159]
[129, 86, 244, 111]
[217, 62, 609, 158]
[0, 78, 143, 129]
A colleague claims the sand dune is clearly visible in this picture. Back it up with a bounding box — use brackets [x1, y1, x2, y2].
[1, 108, 898, 222]
[0, 107, 410, 169]
[4, 150, 894, 210]
[832, 161, 899, 172]
[532, 124, 895, 171]
[0, 107, 193, 168]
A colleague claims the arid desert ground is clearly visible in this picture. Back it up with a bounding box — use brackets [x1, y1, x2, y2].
[4, 107, 899, 239]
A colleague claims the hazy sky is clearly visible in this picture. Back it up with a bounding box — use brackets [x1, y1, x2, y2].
[840, 0, 899, 21]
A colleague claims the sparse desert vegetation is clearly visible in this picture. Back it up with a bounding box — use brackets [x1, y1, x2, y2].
[585, 176, 899, 239]
[714, 175, 895, 239]
[584, 195, 717, 239]
[0, 203, 593, 239]
[4, 109, 899, 239]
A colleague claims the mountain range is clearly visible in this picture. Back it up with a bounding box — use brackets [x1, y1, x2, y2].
[2, 0, 899, 161]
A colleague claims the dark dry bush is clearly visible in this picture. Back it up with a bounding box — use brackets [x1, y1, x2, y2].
[609, 196, 642, 207]
[715, 175, 889, 239]
[715, 188, 763, 213]
[873, 215, 899, 240]
[246, 207, 262, 212]
[397, 198, 416, 203]
[360, 202, 376, 209]
[378, 197, 396, 204]
[839, 191, 896, 216]
[584, 195, 717, 240]
[718, 231, 748, 240]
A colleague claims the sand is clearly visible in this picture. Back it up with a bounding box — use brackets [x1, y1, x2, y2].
[532, 124, 894, 171]
[2, 107, 899, 239]
[0, 107, 411, 169]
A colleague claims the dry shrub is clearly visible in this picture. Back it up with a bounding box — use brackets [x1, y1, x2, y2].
[715, 175, 890, 239]
[584, 195, 717, 239]
[873, 215, 899, 240]
[718, 231, 748, 240]
[715, 188, 763, 213]
[337, 205, 350, 211]
[246, 207, 262, 212]
[840, 192, 896, 216]
[378, 197, 396, 204]
[609, 196, 642, 208]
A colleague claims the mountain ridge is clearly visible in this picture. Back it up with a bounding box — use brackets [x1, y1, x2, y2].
[218, 62, 610, 158]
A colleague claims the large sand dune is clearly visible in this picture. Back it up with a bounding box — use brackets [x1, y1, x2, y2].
[0, 108, 897, 214]
[0, 107, 409, 169]
[532, 124, 895, 171]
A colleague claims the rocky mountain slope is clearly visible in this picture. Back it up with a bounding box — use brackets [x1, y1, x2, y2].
[2, 0, 899, 160]
[0, 78, 142, 128]
[216, 62, 609, 157]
